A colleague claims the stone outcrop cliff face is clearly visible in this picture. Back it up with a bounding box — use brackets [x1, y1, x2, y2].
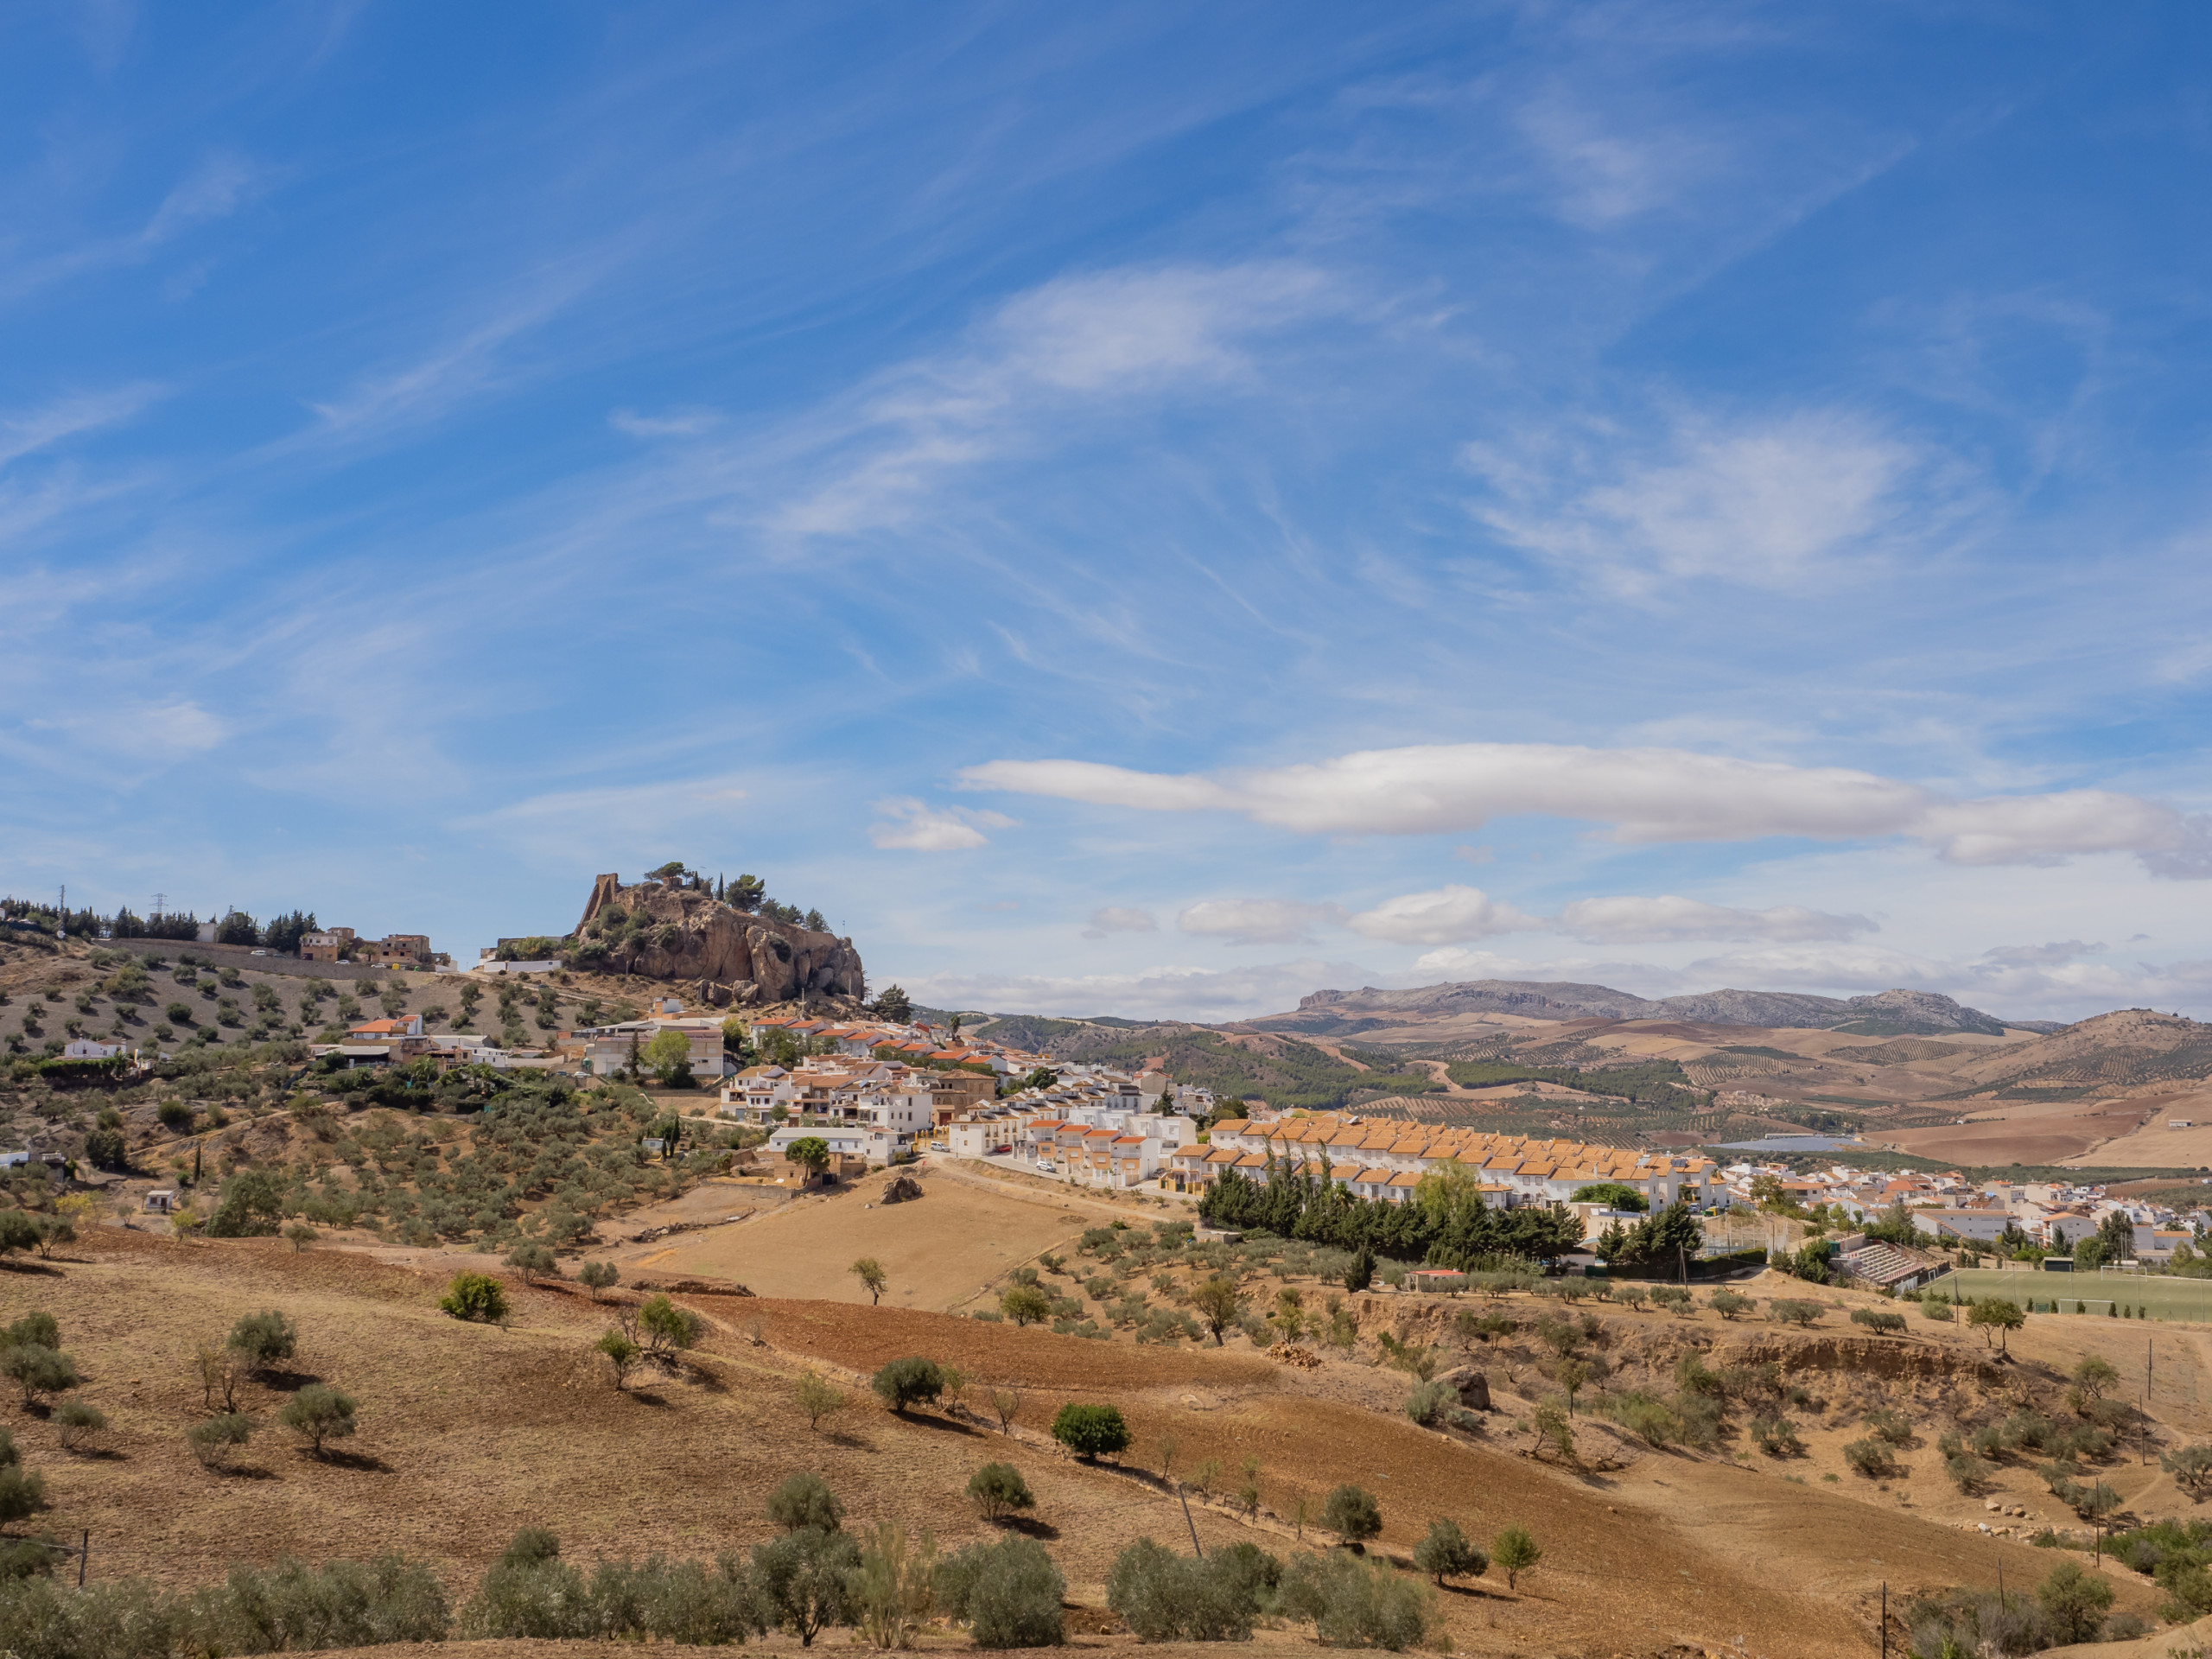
[572, 874, 864, 1007]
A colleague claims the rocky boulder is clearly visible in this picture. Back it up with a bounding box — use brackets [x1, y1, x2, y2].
[570, 874, 866, 1005]
[1439, 1365, 1491, 1412]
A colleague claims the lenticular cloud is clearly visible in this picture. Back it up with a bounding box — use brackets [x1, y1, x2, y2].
[960, 741, 2212, 876]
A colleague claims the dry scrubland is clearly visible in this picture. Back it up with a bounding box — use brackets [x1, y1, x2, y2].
[6, 1205, 2212, 1655]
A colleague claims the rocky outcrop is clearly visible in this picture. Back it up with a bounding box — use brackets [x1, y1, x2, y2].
[1439, 1365, 1492, 1412]
[569, 874, 865, 1007]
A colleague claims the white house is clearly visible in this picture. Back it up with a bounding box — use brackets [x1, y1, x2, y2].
[767, 1122, 912, 1167]
[60, 1039, 126, 1060]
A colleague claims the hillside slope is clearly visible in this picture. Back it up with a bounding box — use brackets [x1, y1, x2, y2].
[1275, 980, 2018, 1035]
[0, 1227, 2163, 1656]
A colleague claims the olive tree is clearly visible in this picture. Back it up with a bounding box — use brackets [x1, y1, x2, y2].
[771, 1370, 837, 1432]
[768, 1471, 845, 1533]
[277, 1384, 358, 1457]
[871, 1356, 944, 1414]
[1413, 1518, 1485, 1587]
[1050, 1402, 1130, 1461]
[966, 1462, 1036, 1522]
[849, 1257, 888, 1305]
[579, 1262, 620, 1301]
[1321, 1484, 1382, 1548]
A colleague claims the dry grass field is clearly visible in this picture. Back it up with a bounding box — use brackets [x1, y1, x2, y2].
[634, 1167, 1095, 1312]
[1, 1224, 2202, 1656]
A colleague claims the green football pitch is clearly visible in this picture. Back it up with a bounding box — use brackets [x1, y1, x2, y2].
[1929, 1267, 2212, 1324]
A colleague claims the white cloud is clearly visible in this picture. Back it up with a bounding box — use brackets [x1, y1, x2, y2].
[868, 798, 1014, 852]
[0, 385, 166, 468]
[1558, 894, 1874, 944]
[1468, 410, 1951, 594]
[1083, 906, 1158, 940]
[772, 261, 1335, 537]
[1347, 884, 1543, 946]
[1178, 898, 1348, 946]
[144, 153, 268, 244]
[1516, 92, 1726, 227]
[961, 741, 2212, 877]
[901, 957, 1377, 1023]
[22, 699, 228, 764]
[610, 408, 719, 438]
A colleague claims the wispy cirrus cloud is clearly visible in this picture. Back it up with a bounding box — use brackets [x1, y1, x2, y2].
[1466, 408, 1965, 594]
[0, 152, 275, 306]
[302, 263, 609, 442]
[0, 385, 166, 467]
[961, 741, 2212, 877]
[770, 261, 1338, 537]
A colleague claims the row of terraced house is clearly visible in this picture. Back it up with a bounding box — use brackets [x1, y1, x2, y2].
[1179, 1114, 1720, 1211]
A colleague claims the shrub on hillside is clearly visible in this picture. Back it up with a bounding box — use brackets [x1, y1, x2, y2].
[768, 1471, 844, 1534]
[1707, 1287, 1754, 1319]
[638, 1294, 702, 1355]
[1275, 1550, 1432, 1650]
[0, 1552, 450, 1657]
[0, 1465, 45, 1533]
[938, 1534, 1065, 1649]
[3, 1316, 57, 1353]
[1863, 1406, 1913, 1446]
[579, 1262, 620, 1300]
[1841, 1438, 1896, 1478]
[1321, 1484, 1383, 1547]
[276, 1384, 358, 1458]
[1049, 1402, 1129, 1460]
[1000, 1283, 1052, 1325]
[439, 1273, 508, 1324]
[198, 1553, 450, 1650]
[1491, 1526, 1542, 1591]
[1412, 1519, 1486, 1586]
[1403, 1379, 1465, 1428]
[2, 1344, 77, 1410]
[582, 1553, 753, 1644]
[967, 1462, 1035, 1522]
[1849, 1308, 1906, 1335]
[227, 1311, 298, 1374]
[1749, 1416, 1803, 1458]
[1106, 1538, 1275, 1642]
[1766, 1300, 1822, 1328]
[748, 1525, 861, 1647]
[870, 1356, 944, 1414]
[54, 1401, 106, 1453]
[187, 1414, 251, 1471]
[795, 1373, 848, 1432]
[505, 1243, 560, 1283]
[2162, 1442, 2212, 1497]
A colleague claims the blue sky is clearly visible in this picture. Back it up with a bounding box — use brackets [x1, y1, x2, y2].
[5, 3, 2211, 1023]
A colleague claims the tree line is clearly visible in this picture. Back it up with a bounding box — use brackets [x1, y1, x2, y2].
[1199, 1165, 1586, 1268]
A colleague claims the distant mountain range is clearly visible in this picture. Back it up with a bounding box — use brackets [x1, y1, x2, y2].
[1266, 980, 2065, 1037]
